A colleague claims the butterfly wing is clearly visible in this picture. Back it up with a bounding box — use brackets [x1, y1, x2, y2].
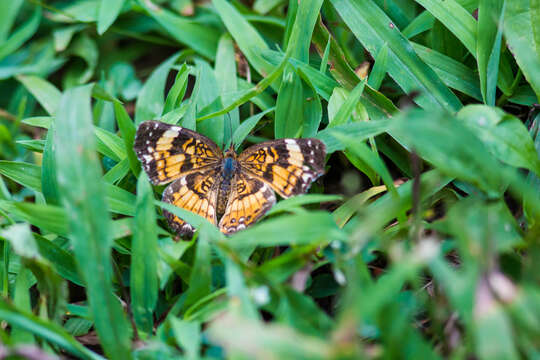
[134, 121, 222, 185]
[238, 138, 326, 198]
[218, 172, 276, 235]
[162, 168, 220, 237]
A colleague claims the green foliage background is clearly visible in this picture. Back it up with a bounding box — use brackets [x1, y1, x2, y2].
[0, 0, 539, 359]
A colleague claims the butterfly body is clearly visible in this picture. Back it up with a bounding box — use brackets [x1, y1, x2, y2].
[217, 153, 238, 217]
[134, 121, 326, 236]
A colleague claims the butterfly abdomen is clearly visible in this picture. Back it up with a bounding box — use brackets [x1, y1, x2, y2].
[217, 157, 238, 217]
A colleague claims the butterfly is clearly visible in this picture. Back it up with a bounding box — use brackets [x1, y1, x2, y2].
[134, 121, 326, 236]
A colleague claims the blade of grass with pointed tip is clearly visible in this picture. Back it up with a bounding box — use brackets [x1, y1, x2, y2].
[0, 5, 41, 61]
[97, 0, 125, 35]
[0, 161, 42, 193]
[139, 1, 218, 60]
[131, 173, 158, 334]
[163, 63, 190, 114]
[412, 42, 482, 100]
[368, 43, 388, 90]
[331, 0, 462, 112]
[477, 0, 505, 105]
[41, 125, 60, 204]
[301, 71, 322, 138]
[114, 102, 140, 176]
[194, 59, 225, 147]
[286, 0, 324, 62]
[275, 67, 304, 138]
[316, 120, 392, 154]
[181, 229, 212, 313]
[212, 0, 274, 77]
[0, 0, 24, 41]
[54, 84, 131, 360]
[329, 78, 367, 128]
[503, 0, 540, 99]
[215, 34, 239, 143]
[0, 298, 105, 360]
[414, 0, 514, 95]
[402, 11, 435, 39]
[197, 53, 290, 122]
[228, 212, 344, 248]
[16, 75, 61, 116]
[232, 108, 275, 150]
[135, 52, 181, 125]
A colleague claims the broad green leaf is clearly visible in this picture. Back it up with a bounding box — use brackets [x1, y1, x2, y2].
[331, 0, 462, 112]
[54, 84, 131, 360]
[131, 174, 158, 334]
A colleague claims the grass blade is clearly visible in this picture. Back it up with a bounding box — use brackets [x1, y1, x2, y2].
[130, 174, 158, 334]
[331, 0, 462, 112]
[54, 84, 132, 360]
[97, 0, 125, 35]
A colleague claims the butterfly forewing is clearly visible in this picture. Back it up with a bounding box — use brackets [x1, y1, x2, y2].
[238, 138, 326, 198]
[218, 172, 276, 235]
[134, 121, 222, 185]
[162, 169, 220, 237]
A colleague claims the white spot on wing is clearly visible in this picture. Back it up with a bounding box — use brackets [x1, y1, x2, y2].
[163, 129, 179, 138]
[147, 146, 154, 152]
[180, 178, 187, 186]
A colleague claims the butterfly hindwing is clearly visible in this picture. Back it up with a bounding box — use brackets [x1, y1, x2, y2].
[218, 172, 276, 235]
[238, 138, 326, 198]
[134, 121, 222, 185]
[162, 169, 220, 237]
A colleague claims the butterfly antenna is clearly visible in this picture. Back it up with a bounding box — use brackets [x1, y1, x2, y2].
[226, 113, 234, 150]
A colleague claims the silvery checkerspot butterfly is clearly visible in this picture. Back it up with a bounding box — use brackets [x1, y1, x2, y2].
[134, 121, 326, 236]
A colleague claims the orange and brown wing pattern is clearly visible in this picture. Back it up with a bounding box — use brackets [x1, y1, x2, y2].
[162, 169, 220, 237]
[238, 138, 326, 198]
[218, 172, 276, 235]
[134, 121, 222, 185]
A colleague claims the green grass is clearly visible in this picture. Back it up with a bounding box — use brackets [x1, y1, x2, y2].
[0, 0, 539, 358]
